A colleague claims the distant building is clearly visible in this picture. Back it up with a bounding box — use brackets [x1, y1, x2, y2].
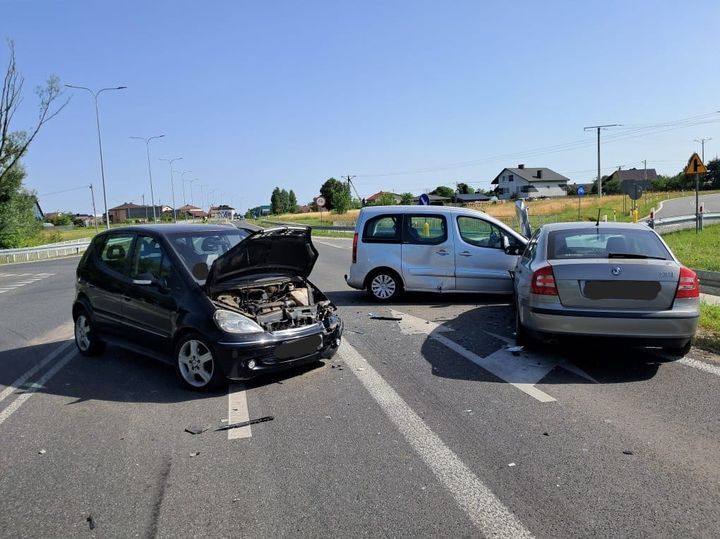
[177, 204, 206, 219]
[208, 204, 235, 219]
[491, 165, 570, 200]
[107, 202, 167, 223]
[366, 191, 402, 204]
[453, 193, 491, 204]
[606, 168, 657, 196]
[413, 194, 451, 205]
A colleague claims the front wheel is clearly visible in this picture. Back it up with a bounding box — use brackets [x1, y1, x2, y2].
[175, 334, 225, 391]
[74, 309, 105, 356]
[367, 270, 402, 302]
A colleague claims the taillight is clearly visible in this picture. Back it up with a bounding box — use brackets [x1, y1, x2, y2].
[675, 266, 699, 298]
[530, 265, 557, 295]
[352, 233, 358, 264]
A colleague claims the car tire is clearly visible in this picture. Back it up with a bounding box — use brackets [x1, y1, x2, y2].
[662, 340, 692, 358]
[367, 270, 402, 302]
[175, 333, 226, 391]
[74, 308, 105, 356]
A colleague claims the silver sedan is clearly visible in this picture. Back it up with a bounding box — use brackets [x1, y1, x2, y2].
[512, 222, 699, 355]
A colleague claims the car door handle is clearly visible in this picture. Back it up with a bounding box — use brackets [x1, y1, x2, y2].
[435, 249, 450, 256]
[458, 251, 472, 257]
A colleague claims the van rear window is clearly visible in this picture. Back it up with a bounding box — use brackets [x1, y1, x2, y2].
[363, 215, 401, 243]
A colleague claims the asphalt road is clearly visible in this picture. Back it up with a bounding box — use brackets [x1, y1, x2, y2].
[656, 192, 720, 217]
[1, 243, 720, 538]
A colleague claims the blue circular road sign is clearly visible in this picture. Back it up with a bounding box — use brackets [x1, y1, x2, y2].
[419, 193, 430, 205]
[577, 186, 586, 197]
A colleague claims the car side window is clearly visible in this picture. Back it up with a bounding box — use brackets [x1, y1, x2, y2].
[131, 235, 178, 287]
[97, 234, 134, 275]
[457, 216, 506, 249]
[363, 215, 402, 243]
[403, 215, 447, 245]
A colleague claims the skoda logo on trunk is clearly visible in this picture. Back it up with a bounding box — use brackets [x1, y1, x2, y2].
[611, 267, 622, 276]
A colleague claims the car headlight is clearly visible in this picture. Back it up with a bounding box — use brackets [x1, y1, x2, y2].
[213, 310, 264, 334]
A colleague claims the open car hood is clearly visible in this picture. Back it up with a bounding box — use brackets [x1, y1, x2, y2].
[206, 226, 318, 286]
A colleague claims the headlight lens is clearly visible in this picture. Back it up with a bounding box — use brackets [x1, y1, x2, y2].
[213, 310, 264, 334]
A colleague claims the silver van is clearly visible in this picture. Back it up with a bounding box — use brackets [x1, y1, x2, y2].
[345, 205, 527, 301]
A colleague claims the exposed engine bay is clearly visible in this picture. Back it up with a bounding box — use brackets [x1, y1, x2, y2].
[211, 277, 335, 332]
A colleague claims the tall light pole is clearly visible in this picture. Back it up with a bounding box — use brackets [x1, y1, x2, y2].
[65, 84, 127, 229]
[179, 170, 192, 220]
[584, 123, 620, 197]
[159, 156, 182, 223]
[130, 135, 165, 223]
[694, 138, 712, 162]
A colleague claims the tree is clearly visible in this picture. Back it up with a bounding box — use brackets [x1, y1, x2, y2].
[319, 178, 344, 211]
[288, 190, 298, 213]
[0, 41, 67, 247]
[399, 192, 415, 205]
[330, 182, 351, 214]
[270, 187, 283, 214]
[706, 158, 720, 189]
[375, 192, 398, 205]
[456, 182, 474, 194]
[430, 185, 454, 198]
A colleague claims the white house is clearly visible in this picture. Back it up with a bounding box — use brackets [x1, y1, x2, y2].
[491, 164, 570, 200]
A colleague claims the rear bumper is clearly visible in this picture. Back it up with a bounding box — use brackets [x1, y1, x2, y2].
[523, 304, 698, 341]
[215, 315, 343, 380]
[345, 270, 365, 290]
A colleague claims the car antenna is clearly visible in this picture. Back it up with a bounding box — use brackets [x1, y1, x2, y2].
[595, 208, 601, 228]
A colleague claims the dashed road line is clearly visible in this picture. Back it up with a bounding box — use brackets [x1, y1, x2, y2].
[0, 272, 54, 294]
[340, 340, 532, 538]
[313, 239, 350, 249]
[679, 357, 720, 378]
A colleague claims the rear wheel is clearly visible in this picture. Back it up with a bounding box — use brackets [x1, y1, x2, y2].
[74, 309, 105, 356]
[367, 270, 401, 302]
[175, 334, 225, 391]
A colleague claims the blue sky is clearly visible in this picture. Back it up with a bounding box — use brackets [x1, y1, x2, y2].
[4, 0, 719, 215]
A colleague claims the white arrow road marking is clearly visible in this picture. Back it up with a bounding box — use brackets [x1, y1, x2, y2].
[340, 341, 533, 538]
[0, 344, 76, 428]
[227, 383, 252, 439]
[392, 309, 596, 402]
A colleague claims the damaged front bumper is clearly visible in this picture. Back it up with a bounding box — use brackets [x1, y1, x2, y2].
[215, 314, 343, 380]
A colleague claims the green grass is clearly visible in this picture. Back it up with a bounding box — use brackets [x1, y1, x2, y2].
[697, 301, 720, 354]
[661, 224, 720, 271]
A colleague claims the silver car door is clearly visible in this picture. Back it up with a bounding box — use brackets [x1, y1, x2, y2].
[400, 213, 455, 292]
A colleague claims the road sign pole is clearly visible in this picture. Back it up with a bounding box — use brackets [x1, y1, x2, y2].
[578, 194, 581, 220]
[695, 172, 699, 233]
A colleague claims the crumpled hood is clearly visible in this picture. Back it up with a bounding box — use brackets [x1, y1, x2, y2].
[206, 226, 318, 285]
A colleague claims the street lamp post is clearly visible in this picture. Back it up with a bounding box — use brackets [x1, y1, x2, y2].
[159, 157, 183, 223]
[180, 171, 193, 220]
[130, 135, 165, 223]
[65, 84, 127, 229]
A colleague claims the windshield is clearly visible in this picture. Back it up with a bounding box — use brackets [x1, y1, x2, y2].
[547, 228, 672, 260]
[166, 229, 250, 282]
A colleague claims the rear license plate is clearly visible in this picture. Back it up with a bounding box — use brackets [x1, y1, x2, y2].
[275, 334, 322, 360]
[583, 280, 661, 300]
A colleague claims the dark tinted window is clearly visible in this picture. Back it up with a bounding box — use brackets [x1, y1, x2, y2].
[97, 234, 134, 275]
[457, 216, 507, 249]
[403, 215, 447, 245]
[547, 228, 671, 260]
[363, 215, 402, 243]
[167, 229, 249, 281]
[130, 235, 179, 287]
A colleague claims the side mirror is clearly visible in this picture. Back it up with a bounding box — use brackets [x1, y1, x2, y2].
[504, 244, 524, 256]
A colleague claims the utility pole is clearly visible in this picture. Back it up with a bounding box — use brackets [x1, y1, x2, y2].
[343, 175, 361, 202]
[89, 184, 99, 233]
[584, 124, 620, 197]
[694, 138, 712, 162]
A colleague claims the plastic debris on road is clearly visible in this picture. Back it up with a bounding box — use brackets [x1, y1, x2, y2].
[215, 416, 274, 432]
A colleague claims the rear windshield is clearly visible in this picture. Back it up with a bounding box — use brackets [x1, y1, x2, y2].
[547, 228, 672, 260]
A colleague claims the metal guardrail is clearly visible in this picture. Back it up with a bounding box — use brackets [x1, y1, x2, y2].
[0, 239, 91, 264]
[649, 212, 720, 233]
[697, 270, 720, 296]
[260, 219, 355, 232]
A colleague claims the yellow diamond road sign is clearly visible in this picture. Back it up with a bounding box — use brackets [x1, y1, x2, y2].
[685, 152, 707, 175]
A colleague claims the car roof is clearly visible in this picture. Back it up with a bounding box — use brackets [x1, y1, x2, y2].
[96, 223, 252, 237]
[539, 221, 653, 233]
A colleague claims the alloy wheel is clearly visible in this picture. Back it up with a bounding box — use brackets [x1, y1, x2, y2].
[177, 339, 215, 388]
[370, 274, 397, 300]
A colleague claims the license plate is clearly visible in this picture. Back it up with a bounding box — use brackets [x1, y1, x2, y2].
[274, 334, 322, 360]
[583, 280, 660, 300]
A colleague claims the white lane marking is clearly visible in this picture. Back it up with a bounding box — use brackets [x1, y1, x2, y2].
[0, 347, 76, 428]
[393, 309, 558, 402]
[227, 383, 252, 439]
[313, 239, 349, 249]
[0, 272, 54, 293]
[340, 341, 532, 538]
[679, 357, 720, 377]
[0, 341, 75, 405]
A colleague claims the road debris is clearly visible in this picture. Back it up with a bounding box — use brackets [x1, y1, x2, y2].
[506, 345, 524, 355]
[86, 516, 96, 530]
[185, 425, 211, 435]
[215, 416, 274, 432]
[38, 449, 46, 455]
[508, 462, 516, 467]
[369, 313, 403, 321]
[622, 450, 634, 455]
[189, 452, 200, 457]
[543, 432, 549, 436]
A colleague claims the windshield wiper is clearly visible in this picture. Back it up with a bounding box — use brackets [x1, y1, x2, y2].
[607, 253, 666, 260]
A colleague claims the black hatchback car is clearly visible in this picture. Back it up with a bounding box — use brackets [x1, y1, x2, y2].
[72, 224, 343, 390]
